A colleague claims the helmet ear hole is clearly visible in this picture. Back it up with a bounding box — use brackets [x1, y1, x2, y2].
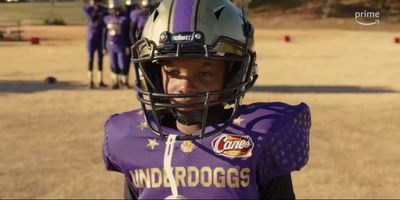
[224, 61, 243, 89]
[218, 61, 244, 105]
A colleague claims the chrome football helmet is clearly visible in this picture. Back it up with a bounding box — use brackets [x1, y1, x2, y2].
[131, 0, 257, 140]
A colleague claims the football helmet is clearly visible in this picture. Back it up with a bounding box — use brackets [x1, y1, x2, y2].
[131, 0, 257, 140]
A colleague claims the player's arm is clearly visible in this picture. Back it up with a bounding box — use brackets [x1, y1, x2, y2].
[82, 6, 92, 22]
[259, 173, 295, 200]
[82, 6, 98, 23]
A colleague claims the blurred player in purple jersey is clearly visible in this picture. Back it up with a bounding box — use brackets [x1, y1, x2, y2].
[103, 0, 311, 199]
[129, 0, 153, 43]
[122, 0, 153, 90]
[119, 0, 139, 89]
[103, 0, 131, 89]
[83, 0, 108, 89]
[124, 0, 137, 14]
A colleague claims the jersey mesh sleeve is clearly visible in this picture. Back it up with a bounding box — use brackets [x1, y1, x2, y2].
[257, 103, 311, 187]
[102, 114, 123, 172]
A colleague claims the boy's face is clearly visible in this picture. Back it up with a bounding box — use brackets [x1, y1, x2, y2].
[161, 59, 226, 112]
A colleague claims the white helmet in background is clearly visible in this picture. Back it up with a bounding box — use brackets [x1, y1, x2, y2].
[125, 0, 138, 6]
[140, 0, 153, 8]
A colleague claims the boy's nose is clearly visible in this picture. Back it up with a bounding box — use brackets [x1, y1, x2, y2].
[178, 78, 195, 94]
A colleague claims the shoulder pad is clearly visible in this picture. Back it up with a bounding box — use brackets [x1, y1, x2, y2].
[238, 102, 311, 183]
[267, 103, 311, 172]
[103, 109, 143, 172]
[105, 109, 145, 136]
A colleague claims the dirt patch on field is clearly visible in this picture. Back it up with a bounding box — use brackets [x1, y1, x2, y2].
[21, 25, 86, 41]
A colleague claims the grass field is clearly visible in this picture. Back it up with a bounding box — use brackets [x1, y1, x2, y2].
[0, 24, 399, 198]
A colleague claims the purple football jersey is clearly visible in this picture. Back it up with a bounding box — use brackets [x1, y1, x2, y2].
[83, 5, 108, 35]
[103, 15, 130, 51]
[130, 8, 148, 31]
[103, 102, 311, 199]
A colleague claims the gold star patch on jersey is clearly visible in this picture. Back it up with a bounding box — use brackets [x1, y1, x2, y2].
[138, 122, 147, 131]
[233, 117, 244, 126]
[146, 139, 159, 150]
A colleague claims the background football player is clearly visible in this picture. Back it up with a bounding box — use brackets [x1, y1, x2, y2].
[83, 0, 108, 89]
[128, 0, 153, 44]
[103, 0, 311, 199]
[103, 0, 131, 89]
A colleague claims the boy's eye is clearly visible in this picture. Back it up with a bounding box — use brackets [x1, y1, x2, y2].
[198, 72, 212, 77]
[165, 70, 180, 77]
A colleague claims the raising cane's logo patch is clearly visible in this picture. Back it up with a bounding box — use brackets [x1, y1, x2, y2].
[212, 134, 254, 158]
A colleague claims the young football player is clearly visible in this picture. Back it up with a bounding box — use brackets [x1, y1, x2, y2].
[103, 0, 131, 89]
[83, 0, 108, 89]
[103, 0, 311, 199]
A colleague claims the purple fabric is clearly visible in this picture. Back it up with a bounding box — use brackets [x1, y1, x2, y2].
[83, 4, 107, 66]
[103, 15, 131, 49]
[103, 14, 130, 74]
[107, 46, 129, 75]
[102, 102, 311, 199]
[83, 5, 108, 34]
[87, 39, 103, 69]
[108, 50, 128, 74]
[83, 5, 108, 53]
[173, 0, 195, 33]
[130, 8, 148, 30]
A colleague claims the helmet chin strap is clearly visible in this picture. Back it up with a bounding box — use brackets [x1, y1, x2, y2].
[163, 135, 187, 199]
